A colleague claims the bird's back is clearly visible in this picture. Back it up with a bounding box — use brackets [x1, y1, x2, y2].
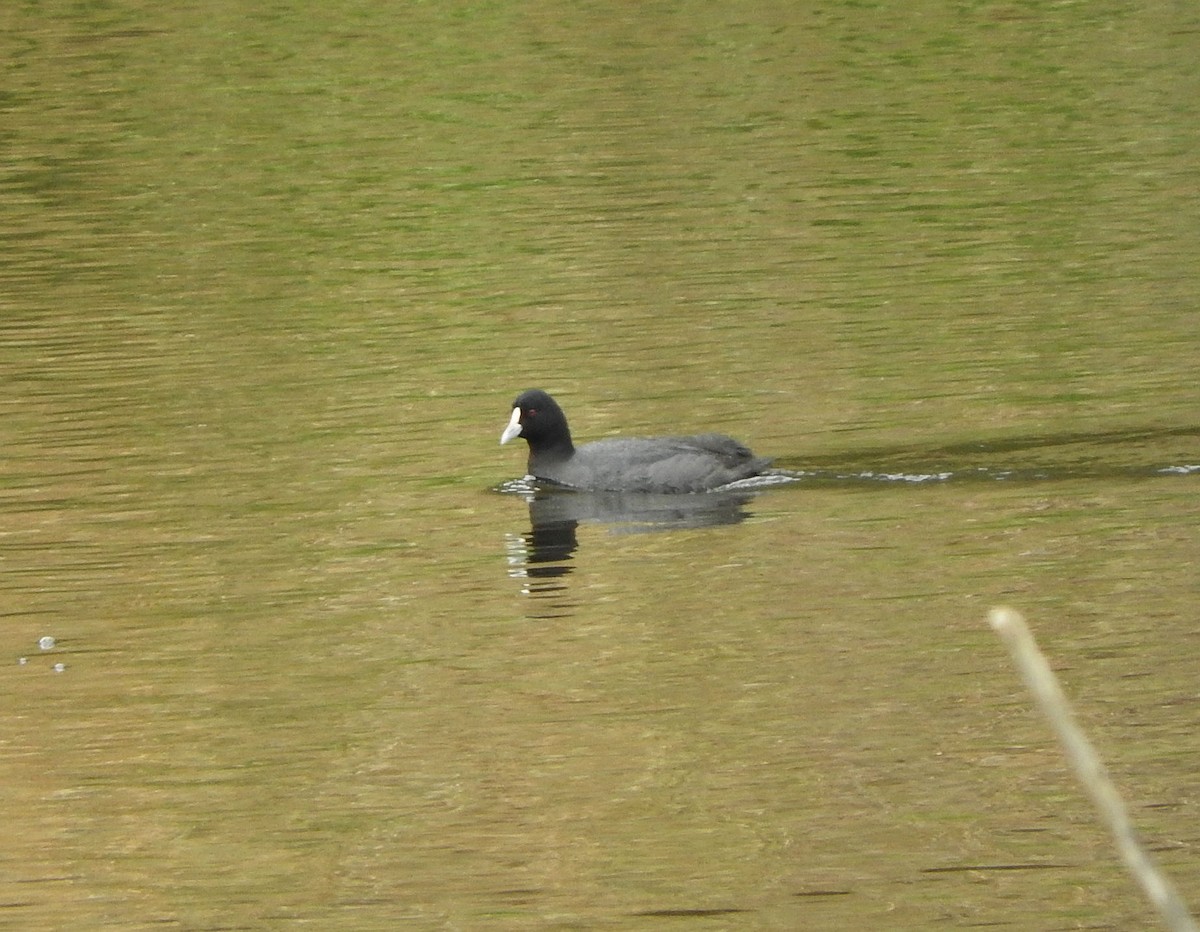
[530, 434, 771, 493]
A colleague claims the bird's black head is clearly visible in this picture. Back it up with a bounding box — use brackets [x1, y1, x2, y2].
[500, 389, 574, 454]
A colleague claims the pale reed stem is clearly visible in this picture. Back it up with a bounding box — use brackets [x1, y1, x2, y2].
[988, 607, 1197, 932]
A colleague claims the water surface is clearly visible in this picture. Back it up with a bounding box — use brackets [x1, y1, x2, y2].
[2, 2, 1198, 929]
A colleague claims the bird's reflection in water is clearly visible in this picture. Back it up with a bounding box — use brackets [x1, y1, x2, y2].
[502, 481, 757, 606]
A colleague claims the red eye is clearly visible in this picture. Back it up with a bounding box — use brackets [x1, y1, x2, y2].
[528, 408, 537, 416]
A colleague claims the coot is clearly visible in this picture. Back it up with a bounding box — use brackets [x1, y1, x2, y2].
[500, 389, 772, 493]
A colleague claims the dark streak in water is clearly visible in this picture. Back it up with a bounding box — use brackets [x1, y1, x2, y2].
[842, 423, 1200, 462]
[775, 423, 1200, 485]
[922, 863, 1072, 873]
[784, 462, 1199, 485]
[631, 907, 752, 917]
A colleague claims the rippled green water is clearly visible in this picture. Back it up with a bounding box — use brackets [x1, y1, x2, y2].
[2, 3, 1197, 929]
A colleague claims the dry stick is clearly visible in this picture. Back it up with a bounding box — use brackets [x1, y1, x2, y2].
[988, 607, 1198, 932]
